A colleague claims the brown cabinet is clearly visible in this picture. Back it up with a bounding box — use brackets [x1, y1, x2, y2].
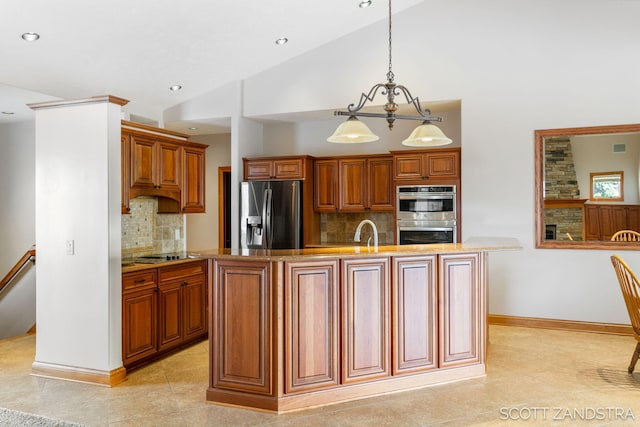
[121, 133, 130, 214]
[314, 159, 339, 212]
[439, 253, 482, 367]
[244, 156, 309, 180]
[122, 270, 158, 367]
[392, 148, 460, 181]
[584, 204, 640, 240]
[122, 121, 208, 214]
[158, 261, 207, 352]
[208, 251, 487, 412]
[122, 260, 207, 370]
[212, 259, 273, 395]
[392, 255, 437, 375]
[315, 155, 393, 213]
[181, 144, 207, 213]
[284, 260, 340, 394]
[341, 257, 390, 384]
[130, 135, 181, 192]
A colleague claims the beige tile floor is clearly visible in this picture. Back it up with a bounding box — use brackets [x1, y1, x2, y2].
[2, 325, 640, 426]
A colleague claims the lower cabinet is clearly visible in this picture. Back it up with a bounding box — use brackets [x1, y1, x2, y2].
[208, 253, 485, 411]
[122, 260, 207, 369]
[341, 257, 390, 383]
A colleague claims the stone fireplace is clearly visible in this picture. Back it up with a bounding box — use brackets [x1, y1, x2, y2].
[544, 138, 586, 241]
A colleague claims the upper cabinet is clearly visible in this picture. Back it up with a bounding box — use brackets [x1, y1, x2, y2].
[244, 156, 311, 181]
[121, 133, 131, 214]
[391, 148, 460, 182]
[181, 144, 207, 213]
[314, 155, 394, 213]
[122, 121, 208, 213]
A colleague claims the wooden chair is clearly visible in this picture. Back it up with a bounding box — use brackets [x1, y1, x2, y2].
[610, 255, 640, 373]
[611, 230, 640, 242]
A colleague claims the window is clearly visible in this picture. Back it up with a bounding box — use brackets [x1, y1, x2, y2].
[590, 171, 624, 201]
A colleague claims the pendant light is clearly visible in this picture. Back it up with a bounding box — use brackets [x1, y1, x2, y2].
[328, 0, 451, 146]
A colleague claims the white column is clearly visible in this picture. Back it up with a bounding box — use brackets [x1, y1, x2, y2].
[30, 95, 128, 386]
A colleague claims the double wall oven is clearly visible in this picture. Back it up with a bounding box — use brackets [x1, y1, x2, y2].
[396, 185, 457, 245]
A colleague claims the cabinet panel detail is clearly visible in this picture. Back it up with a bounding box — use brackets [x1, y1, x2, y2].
[341, 258, 390, 384]
[158, 282, 182, 351]
[285, 260, 339, 393]
[122, 288, 157, 365]
[439, 253, 480, 367]
[213, 260, 272, 395]
[392, 256, 437, 374]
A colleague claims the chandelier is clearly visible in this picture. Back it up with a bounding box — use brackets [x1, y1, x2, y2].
[327, 0, 452, 146]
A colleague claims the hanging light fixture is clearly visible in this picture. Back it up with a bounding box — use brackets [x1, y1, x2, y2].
[328, 0, 452, 146]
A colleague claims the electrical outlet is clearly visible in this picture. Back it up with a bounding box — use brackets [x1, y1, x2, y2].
[175, 229, 180, 240]
[66, 240, 74, 255]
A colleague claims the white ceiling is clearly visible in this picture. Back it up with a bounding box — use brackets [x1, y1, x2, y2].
[0, 0, 423, 131]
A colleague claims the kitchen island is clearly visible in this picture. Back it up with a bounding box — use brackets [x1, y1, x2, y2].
[200, 238, 520, 413]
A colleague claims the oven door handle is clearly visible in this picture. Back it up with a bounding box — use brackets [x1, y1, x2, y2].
[397, 194, 454, 200]
[398, 226, 454, 232]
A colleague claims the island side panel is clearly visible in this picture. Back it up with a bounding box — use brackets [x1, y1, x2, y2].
[284, 260, 340, 394]
[439, 252, 483, 367]
[392, 255, 438, 375]
[211, 259, 273, 395]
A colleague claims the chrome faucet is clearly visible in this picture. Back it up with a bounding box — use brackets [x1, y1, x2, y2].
[354, 219, 378, 249]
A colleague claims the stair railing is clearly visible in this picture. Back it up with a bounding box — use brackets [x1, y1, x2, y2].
[0, 246, 36, 296]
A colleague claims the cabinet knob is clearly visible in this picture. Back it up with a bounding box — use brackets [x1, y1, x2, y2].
[181, 281, 188, 286]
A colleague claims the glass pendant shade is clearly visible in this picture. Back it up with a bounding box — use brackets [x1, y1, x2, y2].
[402, 121, 452, 147]
[327, 116, 379, 143]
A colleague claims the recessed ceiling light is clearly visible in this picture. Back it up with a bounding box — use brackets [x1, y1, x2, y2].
[169, 85, 182, 91]
[21, 32, 40, 42]
[2, 111, 15, 115]
[275, 37, 288, 46]
[359, 1, 372, 8]
[188, 127, 198, 130]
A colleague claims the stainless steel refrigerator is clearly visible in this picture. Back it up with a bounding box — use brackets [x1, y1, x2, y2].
[240, 180, 302, 249]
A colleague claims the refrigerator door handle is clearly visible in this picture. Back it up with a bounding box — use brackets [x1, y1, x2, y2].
[263, 188, 273, 248]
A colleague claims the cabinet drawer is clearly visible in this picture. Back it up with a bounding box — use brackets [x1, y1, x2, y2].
[158, 260, 206, 284]
[123, 270, 157, 292]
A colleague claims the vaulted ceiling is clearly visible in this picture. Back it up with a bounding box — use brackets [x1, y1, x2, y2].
[0, 0, 422, 127]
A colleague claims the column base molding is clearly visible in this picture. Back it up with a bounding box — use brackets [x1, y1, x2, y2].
[31, 361, 127, 387]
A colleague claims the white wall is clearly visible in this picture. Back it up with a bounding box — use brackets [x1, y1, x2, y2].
[186, 133, 231, 250]
[34, 99, 122, 372]
[0, 121, 36, 338]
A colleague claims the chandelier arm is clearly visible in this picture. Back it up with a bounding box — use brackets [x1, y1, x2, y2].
[394, 84, 434, 119]
[335, 111, 442, 122]
[345, 83, 389, 114]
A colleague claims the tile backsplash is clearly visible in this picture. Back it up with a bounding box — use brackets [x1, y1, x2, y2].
[320, 212, 395, 245]
[122, 197, 185, 256]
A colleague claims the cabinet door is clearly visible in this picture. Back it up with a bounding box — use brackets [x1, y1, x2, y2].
[213, 260, 273, 395]
[122, 287, 157, 366]
[130, 135, 156, 189]
[628, 206, 640, 232]
[598, 206, 617, 240]
[392, 256, 437, 375]
[584, 204, 601, 240]
[285, 260, 339, 394]
[273, 158, 304, 179]
[314, 159, 338, 212]
[182, 146, 206, 213]
[394, 153, 424, 180]
[182, 275, 207, 340]
[341, 258, 390, 384]
[121, 133, 130, 214]
[245, 160, 273, 180]
[425, 151, 460, 178]
[439, 253, 481, 367]
[368, 157, 394, 211]
[339, 158, 367, 212]
[158, 282, 183, 351]
[157, 140, 181, 191]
